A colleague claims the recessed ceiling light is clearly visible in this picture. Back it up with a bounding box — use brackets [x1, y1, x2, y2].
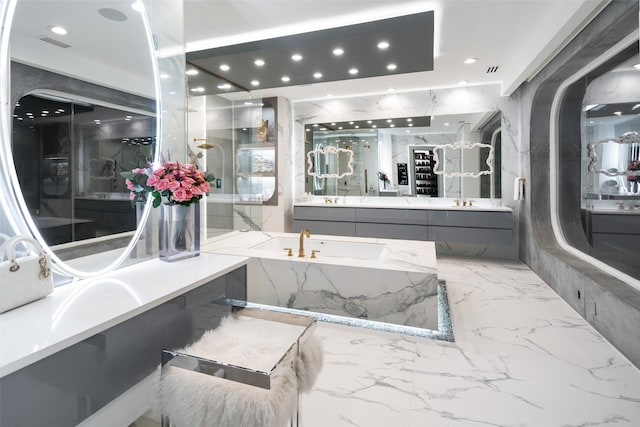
[390, 124, 395, 128]
[306, 129, 310, 132]
[244, 102, 254, 105]
[281, 76, 290, 82]
[355, 125, 360, 129]
[348, 68, 358, 75]
[219, 64, 230, 71]
[367, 120, 372, 124]
[444, 122, 450, 126]
[407, 118, 412, 122]
[49, 26, 68, 35]
[190, 87, 205, 92]
[386, 64, 397, 71]
[377, 41, 390, 50]
[312, 124, 319, 127]
[186, 69, 198, 75]
[458, 80, 469, 85]
[386, 119, 392, 123]
[125, 115, 133, 119]
[408, 123, 414, 127]
[251, 80, 260, 86]
[614, 111, 622, 116]
[331, 122, 336, 125]
[333, 48, 344, 56]
[372, 125, 377, 128]
[217, 83, 231, 90]
[349, 121, 354, 125]
[313, 72, 323, 79]
[291, 54, 303, 61]
[338, 127, 343, 130]
[464, 58, 478, 64]
[254, 59, 265, 66]
[320, 128, 327, 131]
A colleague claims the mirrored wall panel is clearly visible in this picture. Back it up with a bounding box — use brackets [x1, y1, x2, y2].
[303, 112, 501, 198]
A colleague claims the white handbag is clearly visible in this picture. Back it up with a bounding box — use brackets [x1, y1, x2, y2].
[0, 236, 54, 313]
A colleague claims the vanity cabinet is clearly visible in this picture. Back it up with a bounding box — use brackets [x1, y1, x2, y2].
[293, 205, 513, 246]
[0, 266, 247, 427]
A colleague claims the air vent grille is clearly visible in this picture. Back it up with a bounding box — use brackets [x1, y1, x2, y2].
[486, 65, 499, 74]
[38, 36, 71, 49]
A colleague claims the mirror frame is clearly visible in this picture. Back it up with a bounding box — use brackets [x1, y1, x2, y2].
[0, 0, 161, 279]
[587, 131, 640, 177]
[433, 139, 495, 178]
[306, 145, 354, 179]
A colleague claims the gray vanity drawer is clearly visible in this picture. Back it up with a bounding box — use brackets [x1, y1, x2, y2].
[294, 206, 356, 222]
[428, 226, 512, 245]
[356, 223, 429, 240]
[293, 220, 356, 237]
[590, 213, 640, 234]
[427, 210, 512, 229]
[355, 208, 428, 225]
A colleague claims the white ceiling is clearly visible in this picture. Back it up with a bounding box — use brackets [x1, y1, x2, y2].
[184, 0, 609, 101]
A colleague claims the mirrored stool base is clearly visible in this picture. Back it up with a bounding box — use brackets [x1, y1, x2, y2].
[157, 307, 323, 427]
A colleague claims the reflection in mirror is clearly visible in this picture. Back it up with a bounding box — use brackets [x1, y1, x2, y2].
[572, 45, 640, 281]
[304, 112, 501, 198]
[3, 0, 159, 277]
[13, 93, 155, 248]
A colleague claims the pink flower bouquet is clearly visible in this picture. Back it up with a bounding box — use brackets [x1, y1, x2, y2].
[121, 161, 215, 207]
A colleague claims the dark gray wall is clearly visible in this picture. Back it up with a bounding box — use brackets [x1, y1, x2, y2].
[517, 0, 640, 367]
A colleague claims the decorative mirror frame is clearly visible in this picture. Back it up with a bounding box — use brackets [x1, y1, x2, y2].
[587, 131, 640, 176]
[0, 0, 161, 279]
[432, 139, 494, 178]
[306, 145, 354, 179]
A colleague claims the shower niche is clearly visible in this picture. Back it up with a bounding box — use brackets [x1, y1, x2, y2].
[234, 98, 277, 204]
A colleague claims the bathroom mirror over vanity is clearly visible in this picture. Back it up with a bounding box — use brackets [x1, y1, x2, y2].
[304, 111, 502, 199]
[1, 0, 159, 276]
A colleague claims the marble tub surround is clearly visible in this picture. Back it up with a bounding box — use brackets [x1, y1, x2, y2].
[201, 231, 443, 331]
[201, 230, 438, 274]
[299, 257, 640, 427]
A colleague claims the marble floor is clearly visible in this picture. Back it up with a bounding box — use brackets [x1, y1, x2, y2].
[134, 256, 640, 426]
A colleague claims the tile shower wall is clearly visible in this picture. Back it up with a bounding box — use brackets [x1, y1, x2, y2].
[516, 0, 640, 368]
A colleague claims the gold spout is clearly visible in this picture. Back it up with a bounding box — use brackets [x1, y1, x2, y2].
[299, 229, 311, 257]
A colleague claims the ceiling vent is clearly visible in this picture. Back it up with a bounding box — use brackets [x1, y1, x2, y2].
[486, 65, 499, 74]
[38, 36, 71, 49]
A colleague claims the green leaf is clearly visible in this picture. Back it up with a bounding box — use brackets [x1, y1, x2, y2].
[152, 195, 161, 208]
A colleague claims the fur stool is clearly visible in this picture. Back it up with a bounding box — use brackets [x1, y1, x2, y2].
[156, 309, 323, 427]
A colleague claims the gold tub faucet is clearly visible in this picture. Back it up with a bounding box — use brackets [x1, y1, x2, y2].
[299, 229, 311, 257]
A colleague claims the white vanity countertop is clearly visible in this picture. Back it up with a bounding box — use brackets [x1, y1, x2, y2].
[201, 231, 438, 274]
[0, 253, 249, 378]
[294, 197, 512, 212]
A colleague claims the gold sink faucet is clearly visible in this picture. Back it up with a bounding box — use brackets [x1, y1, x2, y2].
[299, 228, 311, 257]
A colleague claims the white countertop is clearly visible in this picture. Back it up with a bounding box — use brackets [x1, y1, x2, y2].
[295, 197, 512, 212]
[0, 253, 249, 378]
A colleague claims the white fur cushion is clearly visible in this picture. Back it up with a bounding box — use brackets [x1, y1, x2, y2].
[155, 315, 323, 427]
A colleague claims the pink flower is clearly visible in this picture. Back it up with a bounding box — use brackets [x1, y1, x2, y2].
[191, 186, 202, 196]
[168, 180, 181, 191]
[173, 187, 189, 201]
[129, 191, 136, 200]
[126, 179, 136, 191]
[200, 181, 211, 192]
[181, 180, 193, 189]
[132, 168, 147, 174]
[147, 174, 159, 187]
[155, 179, 170, 191]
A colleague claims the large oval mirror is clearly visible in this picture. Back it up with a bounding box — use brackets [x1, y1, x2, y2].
[1, 0, 159, 278]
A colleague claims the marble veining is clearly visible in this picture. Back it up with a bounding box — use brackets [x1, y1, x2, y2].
[298, 257, 640, 427]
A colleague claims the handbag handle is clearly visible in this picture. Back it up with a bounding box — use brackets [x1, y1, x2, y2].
[0, 236, 51, 279]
